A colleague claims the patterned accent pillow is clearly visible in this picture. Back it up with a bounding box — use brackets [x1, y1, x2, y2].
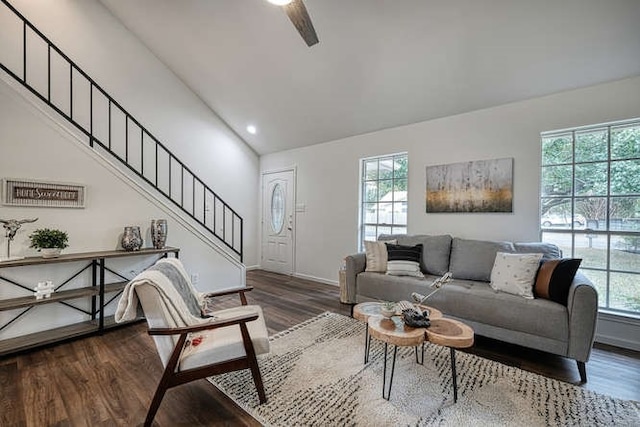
[364, 240, 396, 272]
[490, 252, 544, 299]
[534, 258, 582, 305]
[385, 243, 424, 278]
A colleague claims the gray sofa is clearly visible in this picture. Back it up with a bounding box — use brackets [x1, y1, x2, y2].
[344, 234, 599, 382]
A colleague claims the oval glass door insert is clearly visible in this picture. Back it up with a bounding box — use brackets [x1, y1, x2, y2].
[271, 183, 285, 233]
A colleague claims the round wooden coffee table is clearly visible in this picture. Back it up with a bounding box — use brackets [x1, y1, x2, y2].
[424, 318, 474, 403]
[353, 302, 442, 364]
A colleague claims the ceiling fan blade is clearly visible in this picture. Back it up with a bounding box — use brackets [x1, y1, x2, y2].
[283, 0, 319, 47]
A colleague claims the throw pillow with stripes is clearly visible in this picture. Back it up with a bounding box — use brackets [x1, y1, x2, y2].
[385, 243, 424, 278]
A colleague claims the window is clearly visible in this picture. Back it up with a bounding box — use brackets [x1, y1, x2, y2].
[359, 153, 408, 250]
[541, 119, 640, 316]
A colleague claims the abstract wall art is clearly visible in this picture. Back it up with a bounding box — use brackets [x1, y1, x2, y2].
[426, 158, 513, 213]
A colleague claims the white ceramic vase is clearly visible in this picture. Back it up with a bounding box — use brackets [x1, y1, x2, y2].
[41, 248, 61, 258]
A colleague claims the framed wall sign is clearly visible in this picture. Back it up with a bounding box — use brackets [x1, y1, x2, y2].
[2, 178, 86, 208]
[426, 157, 513, 213]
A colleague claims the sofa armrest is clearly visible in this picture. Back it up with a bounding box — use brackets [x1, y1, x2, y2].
[566, 271, 599, 362]
[344, 253, 366, 303]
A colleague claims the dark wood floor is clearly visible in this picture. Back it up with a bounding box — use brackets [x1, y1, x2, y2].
[1, 270, 639, 426]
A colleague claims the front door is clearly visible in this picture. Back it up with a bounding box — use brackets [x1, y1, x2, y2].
[261, 169, 295, 274]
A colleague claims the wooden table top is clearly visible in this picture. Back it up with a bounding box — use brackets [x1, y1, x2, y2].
[353, 302, 442, 323]
[356, 302, 474, 349]
[368, 316, 426, 347]
[424, 318, 474, 349]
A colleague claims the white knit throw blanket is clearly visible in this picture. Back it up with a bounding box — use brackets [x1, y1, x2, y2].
[115, 258, 208, 327]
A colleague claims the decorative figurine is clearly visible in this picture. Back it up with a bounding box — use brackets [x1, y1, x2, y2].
[0, 218, 38, 261]
[34, 280, 55, 299]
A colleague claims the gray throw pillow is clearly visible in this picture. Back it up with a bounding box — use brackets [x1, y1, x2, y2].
[514, 242, 562, 261]
[449, 238, 515, 282]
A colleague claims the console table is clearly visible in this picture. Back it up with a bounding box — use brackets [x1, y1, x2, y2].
[0, 247, 179, 356]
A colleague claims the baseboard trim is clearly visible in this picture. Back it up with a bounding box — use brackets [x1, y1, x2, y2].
[595, 313, 640, 352]
[292, 272, 338, 286]
[595, 335, 640, 352]
[245, 265, 261, 271]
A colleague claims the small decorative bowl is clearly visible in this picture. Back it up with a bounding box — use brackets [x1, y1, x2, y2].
[380, 304, 396, 318]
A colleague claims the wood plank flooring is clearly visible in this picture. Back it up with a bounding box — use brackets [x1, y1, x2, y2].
[1, 269, 638, 426]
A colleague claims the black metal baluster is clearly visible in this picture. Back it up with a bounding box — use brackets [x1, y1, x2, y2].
[69, 64, 73, 120]
[213, 196, 217, 236]
[202, 186, 206, 224]
[168, 156, 172, 199]
[22, 21, 26, 82]
[125, 115, 129, 163]
[47, 44, 51, 101]
[155, 143, 158, 186]
[141, 128, 144, 176]
[223, 206, 227, 242]
[108, 99, 111, 150]
[90, 83, 93, 147]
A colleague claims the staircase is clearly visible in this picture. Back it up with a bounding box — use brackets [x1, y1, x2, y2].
[0, 0, 243, 261]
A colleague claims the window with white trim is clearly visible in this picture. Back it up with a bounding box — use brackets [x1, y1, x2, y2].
[540, 119, 640, 316]
[359, 153, 408, 250]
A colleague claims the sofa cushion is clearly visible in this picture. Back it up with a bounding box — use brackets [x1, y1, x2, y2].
[514, 242, 562, 261]
[385, 243, 424, 278]
[364, 240, 395, 272]
[378, 234, 452, 275]
[427, 279, 569, 342]
[535, 258, 582, 305]
[356, 271, 434, 302]
[490, 252, 543, 299]
[449, 238, 515, 282]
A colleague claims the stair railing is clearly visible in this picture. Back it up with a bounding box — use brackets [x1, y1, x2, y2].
[0, 0, 243, 261]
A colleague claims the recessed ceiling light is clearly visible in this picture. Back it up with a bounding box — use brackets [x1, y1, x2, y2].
[267, 0, 293, 5]
[247, 125, 257, 135]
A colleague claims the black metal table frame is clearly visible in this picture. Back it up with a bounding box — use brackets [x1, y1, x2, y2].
[364, 325, 462, 402]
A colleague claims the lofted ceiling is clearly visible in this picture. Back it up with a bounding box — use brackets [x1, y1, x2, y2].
[98, 0, 640, 155]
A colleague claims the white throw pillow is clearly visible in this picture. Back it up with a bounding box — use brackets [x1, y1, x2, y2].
[490, 252, 543, 299]
[364, 240, 396, 272]
[386, 260, 425, 278]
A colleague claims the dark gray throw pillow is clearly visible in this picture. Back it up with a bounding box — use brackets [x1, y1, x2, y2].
[385, 243, 424, 278]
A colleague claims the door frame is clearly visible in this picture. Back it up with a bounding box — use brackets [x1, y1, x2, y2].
[261, 166, 297, 274]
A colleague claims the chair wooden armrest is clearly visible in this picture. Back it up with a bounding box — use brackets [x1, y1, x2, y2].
[148, 313, 259, 336]
[202, 286, 254, 305]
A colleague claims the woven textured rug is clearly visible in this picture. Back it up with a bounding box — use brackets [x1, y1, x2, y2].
[208, 312, 640, 426]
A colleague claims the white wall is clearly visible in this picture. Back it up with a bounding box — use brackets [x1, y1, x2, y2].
[261, 75, 640, 284]
[1, 0, 260, 266]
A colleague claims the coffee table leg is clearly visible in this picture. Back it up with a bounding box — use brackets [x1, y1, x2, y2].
[414, 342, 424, 365]
[364, 326, 371, 364]
[450, 347, 458, 403]
[382, 343, 398, 400]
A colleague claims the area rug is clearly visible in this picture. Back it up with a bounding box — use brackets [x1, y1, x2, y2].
[208, 312, 640, 426]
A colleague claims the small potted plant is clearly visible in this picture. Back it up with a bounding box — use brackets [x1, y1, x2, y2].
[29, 228, 69, 258]
[380, 301, 397, 318]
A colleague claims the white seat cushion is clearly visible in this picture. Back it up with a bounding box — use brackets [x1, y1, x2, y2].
[179, 305, 270, 371]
